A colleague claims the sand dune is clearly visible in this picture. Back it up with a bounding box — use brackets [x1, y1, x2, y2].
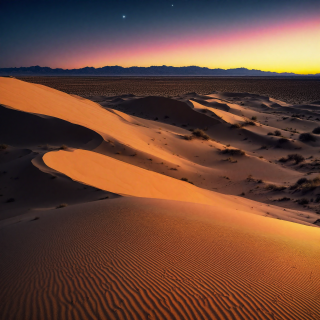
[1, 77, 320, 319]
[0, 104, 102, 149]
[43, 149, 316, 226]
[1, 198, 320, 320]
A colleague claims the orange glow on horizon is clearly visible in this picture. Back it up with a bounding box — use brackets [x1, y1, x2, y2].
[52, 16, 320, 74]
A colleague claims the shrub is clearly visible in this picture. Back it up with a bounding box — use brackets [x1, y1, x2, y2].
[265, 184, 286, 191]
[56, 203, 68, 209]
[222, 148, 245, 156]
[230, 123, 242, 129]
[201, 109, 207, 113]
[246, 175, 255, 182]
[267, 132, 274, 136]
[60, 144, 68, 150]
[224, 157, 237, 163]
[244, 120, 256, 126]
[299, 133, 316, 142]
[192, 129, 210, 140]
[183, 135, 193, 140]
[297, 198, 309, 205]
[181, 178, 194, 184]
[312, 127, 320, 134]
[296, 177, 308, 185]
[291, 176, 320, 191]
[274, 130, 281, 136]
[251, 116, 257, 121]
[0, 144, 8, 150]
[277, 197, 291, 201]
[278, 138, 289, 144]
[288, 154, 305, 164]
[279, 154, 304, 164]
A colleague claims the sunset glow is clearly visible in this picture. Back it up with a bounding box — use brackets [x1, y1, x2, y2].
[1, 0, 320, 74]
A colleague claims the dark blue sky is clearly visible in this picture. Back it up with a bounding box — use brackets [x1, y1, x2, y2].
[1, 0, 319, 72]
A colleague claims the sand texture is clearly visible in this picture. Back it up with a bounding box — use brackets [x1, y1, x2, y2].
[1, 77, 320, 319]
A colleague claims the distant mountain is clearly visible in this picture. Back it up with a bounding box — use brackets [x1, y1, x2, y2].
[0, 65, 312, 76]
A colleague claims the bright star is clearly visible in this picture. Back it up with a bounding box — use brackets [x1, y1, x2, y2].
[123, 15, 126, 18]
[171, 4, 174, 6]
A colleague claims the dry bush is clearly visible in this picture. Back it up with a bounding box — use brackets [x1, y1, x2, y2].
[0, 144, 8, 150]
[279, 154, 305, 164]
[274, 130, 281, 136]
[230, 123, 242, 129]
[246, 174, 255, 182]
[291, 176, 320, 192]
[246, 175, 264, 183]
[183, 135, 193, 140]
[265, 184, 286, 191]
[243, 120, 256, 126]
[278, 138, 289, 144]
[299, 133, 316, 142]
[251, 116, 257, 121]
[296, 198, 309, 205]
[312, 127, 320, 134]
[222, 148, 245, 156]
[56, 203, 68, 209]
[60, 144, 68, 150]
[192, 129, 210, 140]
[276, 197, 291, 201]
[224, 157, 238, 163]
[181, 177, 194, 184]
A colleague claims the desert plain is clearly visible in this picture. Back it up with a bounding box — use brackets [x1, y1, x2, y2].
[1, 76, 320, 319]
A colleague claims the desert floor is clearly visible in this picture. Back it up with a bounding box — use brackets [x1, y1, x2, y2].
[1, 77, 320, 319]
[18, 76, 320, 105]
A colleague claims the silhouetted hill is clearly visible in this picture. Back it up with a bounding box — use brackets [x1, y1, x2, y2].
[0, 65, 313, 76]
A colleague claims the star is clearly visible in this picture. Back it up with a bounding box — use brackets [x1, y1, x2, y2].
[123, 15, 126, 18]
[171, 4, 174, 6]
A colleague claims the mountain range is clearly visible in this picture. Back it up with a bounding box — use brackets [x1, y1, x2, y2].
[0, 65, 318, 76]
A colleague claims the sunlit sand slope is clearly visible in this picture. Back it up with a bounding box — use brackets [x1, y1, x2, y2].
[43, 149, 316, 226]
[0, 198, 319, 320]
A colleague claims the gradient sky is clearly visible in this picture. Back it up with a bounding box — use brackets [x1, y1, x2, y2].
[1, 0, 319, 74]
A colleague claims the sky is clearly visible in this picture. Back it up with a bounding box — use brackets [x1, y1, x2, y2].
[0, 0, 319, 74]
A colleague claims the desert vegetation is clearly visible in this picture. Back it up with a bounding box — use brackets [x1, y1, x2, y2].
[279, 154, 305, 164]
[299, 133, 316, 142]
[0, 144, 8, 150]
[192, 129, 210, 140]
[291, 176, 320, 192]
[222, 148, 245, 156]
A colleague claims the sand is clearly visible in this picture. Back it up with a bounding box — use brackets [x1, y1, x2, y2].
[1, 77, 320, 319]
[17, 76, 320, 105]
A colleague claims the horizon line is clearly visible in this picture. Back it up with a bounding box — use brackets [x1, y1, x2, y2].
[1, 65, 319, 75]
